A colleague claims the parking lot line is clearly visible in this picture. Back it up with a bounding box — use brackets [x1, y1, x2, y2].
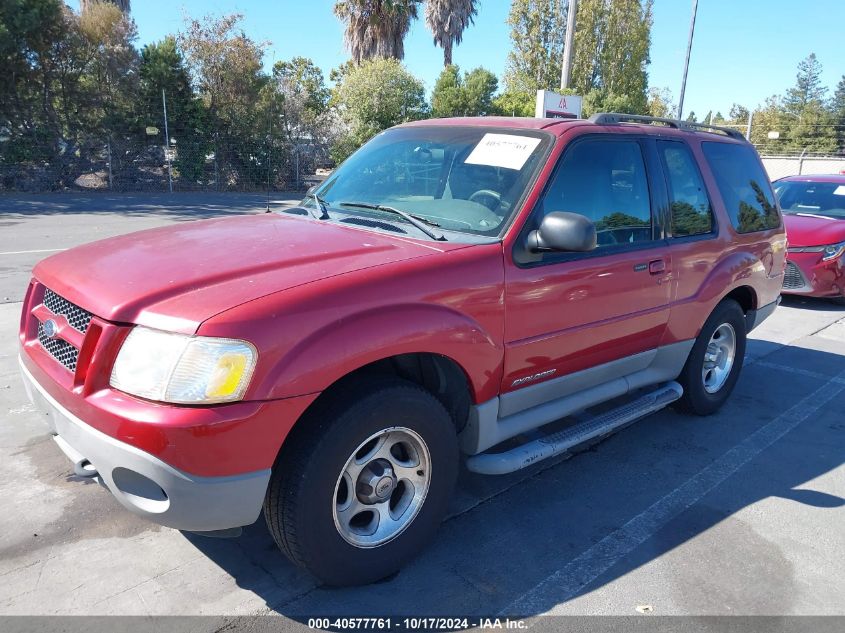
[0, 248, 65, 256]
[502, 365, 845, 617]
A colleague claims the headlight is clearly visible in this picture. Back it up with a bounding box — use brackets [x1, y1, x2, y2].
[110, 327, 257, 404]
[821, 241, 845, 261]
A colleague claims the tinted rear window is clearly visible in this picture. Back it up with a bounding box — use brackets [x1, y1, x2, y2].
[701, 142, 780, 233]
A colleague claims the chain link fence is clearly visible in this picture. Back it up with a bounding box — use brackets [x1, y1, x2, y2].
[758, 152, 845, 181]
[0, 125, 332, 194]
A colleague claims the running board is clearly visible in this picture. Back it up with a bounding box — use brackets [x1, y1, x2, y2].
[465, 382, 683, 475]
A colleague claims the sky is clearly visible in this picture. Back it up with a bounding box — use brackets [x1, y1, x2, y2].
[67, 0, 845, 119]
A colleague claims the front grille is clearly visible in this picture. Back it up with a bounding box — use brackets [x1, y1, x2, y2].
[782, 261, 806, 290]
[43, 288, 92, 333]
[37, 321, 79, 372]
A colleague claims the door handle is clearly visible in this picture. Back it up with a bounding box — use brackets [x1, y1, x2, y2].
[648, 259, 666, 274]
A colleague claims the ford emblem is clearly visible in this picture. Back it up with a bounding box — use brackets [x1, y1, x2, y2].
[43, 319, 59, 339]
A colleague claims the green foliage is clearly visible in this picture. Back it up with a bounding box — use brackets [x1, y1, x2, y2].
[140, 37, 209, 182]
[490, 90, 535, 117]
[647, 86, 676, 119]
[749, 55, 838, 154]
[570, 0, 652, 115]
[503, 0, 564, 94]
[330, 57, 428, 163]
[431, 65, 464, 117]
[431, 65, 497, 118]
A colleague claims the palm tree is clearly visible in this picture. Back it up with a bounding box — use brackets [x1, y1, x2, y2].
[333, 1, 421, 64]
[424, 0, 477, 67]
[80, 0, 131, 13]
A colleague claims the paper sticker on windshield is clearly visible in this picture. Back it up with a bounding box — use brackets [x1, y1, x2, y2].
[465, 134, 542, 170]
[834, 185, 845, 196]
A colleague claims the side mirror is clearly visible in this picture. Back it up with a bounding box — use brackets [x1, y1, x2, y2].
[306, 185, 317, 196]
[527, 212, 597, 252]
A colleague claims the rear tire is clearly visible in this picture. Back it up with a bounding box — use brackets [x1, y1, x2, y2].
[263, 377, 458, 586]
[675, 299, 747, 415]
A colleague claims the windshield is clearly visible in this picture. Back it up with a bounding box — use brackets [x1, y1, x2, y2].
[774, 180, 845, 219]
[312, 126, 552, 237]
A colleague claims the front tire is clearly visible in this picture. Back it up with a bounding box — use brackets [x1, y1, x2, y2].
[675, 299, 747, 415]
[263, 377, 458, 586]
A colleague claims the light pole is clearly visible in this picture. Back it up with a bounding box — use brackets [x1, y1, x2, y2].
[560, 0, 578, 90]
[677, 0, 698, 120]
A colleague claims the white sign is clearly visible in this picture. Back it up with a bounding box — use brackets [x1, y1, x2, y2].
[767, 131, 780, 139]
[145, 126, 159, 136]
[535, 90, 582, 119]
[465, 133, 542, 171]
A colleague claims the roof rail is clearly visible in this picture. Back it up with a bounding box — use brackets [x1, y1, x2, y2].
[588, 112, 748, 141]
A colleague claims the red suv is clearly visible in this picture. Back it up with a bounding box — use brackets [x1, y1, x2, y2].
[19, 114, 785, 585]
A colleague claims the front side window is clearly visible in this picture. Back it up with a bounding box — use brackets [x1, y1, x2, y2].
[537, 138, 654, 249]
[313, 126, 551, 237]
[658, 141, 714, 237]
[701, 141, 780, 233]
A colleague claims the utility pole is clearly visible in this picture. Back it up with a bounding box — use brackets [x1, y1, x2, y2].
[560, 0, 578, 90]
[162, 89, 172, 194]
[746, 110, 753, 140]
[677, 0, 698, 120]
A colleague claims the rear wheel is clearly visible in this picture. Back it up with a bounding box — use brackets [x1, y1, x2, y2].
[263, 377, 458, 586]
[675, 299, 747, 415]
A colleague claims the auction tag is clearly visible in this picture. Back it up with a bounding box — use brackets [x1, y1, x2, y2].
[833, 185, 845, 196]
[465, 133, 542, 170]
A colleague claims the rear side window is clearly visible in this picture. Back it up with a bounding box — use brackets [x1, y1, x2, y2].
[539, 138, 653, 249]
[701, 142, 780, 233]
[658, 141, 713, 237]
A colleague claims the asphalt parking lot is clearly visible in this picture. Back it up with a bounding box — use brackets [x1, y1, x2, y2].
[1, 194, 844, 623]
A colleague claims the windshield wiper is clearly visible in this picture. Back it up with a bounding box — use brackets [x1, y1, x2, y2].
[338, 202, 446, 241]
[308, 192, 331, 220]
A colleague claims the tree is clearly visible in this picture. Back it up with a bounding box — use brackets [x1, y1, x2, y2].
[784, 53, 826, 114]
[80, 0, 130, 13]
[647, 86, 675, 119]
[463, 67, 498, 115]
[569, 0, 652, 115]
[685, 111, 697, 123]
[431, 64, 465, 117]
[424, 0, 477, 67]
[330, 58, 427, 163]
[274, 57, 330, 122]
[179, 13, 270, 187]
[333, 0, 421, 64]
[729, 103, 749, 122]
[431, 65, 497, 117]
[503, 0, 564, 95]
[832, 75, 845, 152]
[139, 36, 208, 182]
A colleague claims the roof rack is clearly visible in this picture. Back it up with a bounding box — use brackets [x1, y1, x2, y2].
[588, 112, 748, 141]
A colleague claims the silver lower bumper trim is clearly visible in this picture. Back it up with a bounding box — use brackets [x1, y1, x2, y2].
[19, 356, 270, 531]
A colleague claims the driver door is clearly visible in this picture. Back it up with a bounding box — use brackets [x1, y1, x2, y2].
[502, 135, 673, 406]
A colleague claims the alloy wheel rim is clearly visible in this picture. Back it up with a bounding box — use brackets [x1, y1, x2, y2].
[332, 427, 431, 548]
[702, 323, 737, 394]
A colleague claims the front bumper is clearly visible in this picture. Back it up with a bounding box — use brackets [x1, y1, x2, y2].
[20, 357, 270, 532]
[782, 252, 845, 298]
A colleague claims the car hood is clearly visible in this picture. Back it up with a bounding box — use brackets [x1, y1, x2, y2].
[783, 213, 845, 247]
[33, 213, 463, 333]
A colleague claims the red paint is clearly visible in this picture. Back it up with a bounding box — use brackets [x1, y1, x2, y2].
[777, 174, 845, 299]
[20, 117, 786, 477]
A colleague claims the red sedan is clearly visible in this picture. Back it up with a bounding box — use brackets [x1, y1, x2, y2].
[775, 174, 845, 303]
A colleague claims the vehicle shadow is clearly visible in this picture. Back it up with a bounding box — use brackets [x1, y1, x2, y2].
[184, 341, 845, 618]
[780, 293, 845, 311]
